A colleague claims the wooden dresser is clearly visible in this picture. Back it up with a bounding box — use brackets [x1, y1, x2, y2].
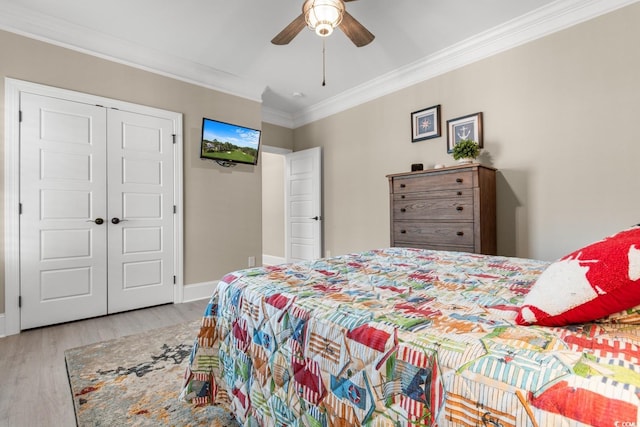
[387, 164, 496, 254]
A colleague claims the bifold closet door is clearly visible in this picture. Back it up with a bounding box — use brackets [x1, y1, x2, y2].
[19, 93, 108, 329]
[19, 94, 175, 329]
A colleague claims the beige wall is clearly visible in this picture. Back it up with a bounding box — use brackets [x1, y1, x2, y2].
[294, 3, 640, 261]
[0, 29, 271, 314]
[261, 122, 294, 151]
[261, 152, 286, 259]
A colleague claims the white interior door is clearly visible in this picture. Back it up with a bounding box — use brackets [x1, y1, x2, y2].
[285, 147, 322, 262]
[19, 93, 108, 329]
[106, 109, 175, 313]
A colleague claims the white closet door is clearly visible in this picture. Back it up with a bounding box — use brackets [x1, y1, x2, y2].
[106, 109, 175, 313]
[19, 93, 108, 329]
[19, 94, 176, 329]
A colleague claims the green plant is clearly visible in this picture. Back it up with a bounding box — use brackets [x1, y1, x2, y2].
[452, 139, 480, 160]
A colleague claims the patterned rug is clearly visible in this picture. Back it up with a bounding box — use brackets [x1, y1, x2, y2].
[65, 320, 239, 426]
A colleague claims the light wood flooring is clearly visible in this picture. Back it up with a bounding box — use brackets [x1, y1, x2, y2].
[0, 300, 208, 427]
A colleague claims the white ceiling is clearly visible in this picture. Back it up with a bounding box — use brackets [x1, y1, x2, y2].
[0, 0, 636, 127]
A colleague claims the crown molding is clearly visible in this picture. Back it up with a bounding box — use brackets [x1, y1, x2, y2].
[261, 107, 295, 128]
[290, 0, 640, 128]
[1, 0, 637, 128]
[0, 2, 264, 103]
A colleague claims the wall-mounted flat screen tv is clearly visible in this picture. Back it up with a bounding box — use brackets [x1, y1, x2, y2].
[200, 117, 262, 165]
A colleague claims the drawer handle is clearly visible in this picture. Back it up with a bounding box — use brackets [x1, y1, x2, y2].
[457, 191, 462, 196]
[400, 230, 407, 234]
[457, 231, 464, 236]
[456, 178, 463, 183]
[456, 206, 463, 211]
[400, 184, 406, 188]
[400, 208, 406, 213]
[401, 195, 406, 199]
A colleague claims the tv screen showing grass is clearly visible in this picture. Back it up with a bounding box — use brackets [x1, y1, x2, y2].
[201, 118, 261, 165]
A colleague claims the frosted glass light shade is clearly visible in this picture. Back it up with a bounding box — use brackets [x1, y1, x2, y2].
[303, 0, 345, 37]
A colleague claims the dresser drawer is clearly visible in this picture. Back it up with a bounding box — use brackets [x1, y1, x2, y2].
[392, 222, 474, 246]
[394, 242, 475, 253]
[394, 188, 472, 201]
[392, 170, 473, 193]
[393, 197, 474, 220]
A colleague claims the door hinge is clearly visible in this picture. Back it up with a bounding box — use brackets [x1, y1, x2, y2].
[19, 110, 22, 122]
[18, 296, 22, 308]
[19, 203, 22, 214]
[173, 205, 177, 214]
[172, 134, 176, 144]
[173, 275, 176, 285]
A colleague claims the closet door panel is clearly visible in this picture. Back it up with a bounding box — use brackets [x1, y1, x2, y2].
[106, 109, 175, 313]
[19, 93, 108, 330]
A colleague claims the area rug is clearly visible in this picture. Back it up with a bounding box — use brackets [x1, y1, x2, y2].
[65, 320, 240, 427]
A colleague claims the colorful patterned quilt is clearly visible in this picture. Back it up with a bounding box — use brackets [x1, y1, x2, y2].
[180, 247, 640, 426]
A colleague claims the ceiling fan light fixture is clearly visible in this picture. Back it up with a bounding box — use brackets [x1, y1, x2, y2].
[303, 0, 345, 38]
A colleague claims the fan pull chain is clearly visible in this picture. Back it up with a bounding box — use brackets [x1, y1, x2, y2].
[322, 38, 326, 86]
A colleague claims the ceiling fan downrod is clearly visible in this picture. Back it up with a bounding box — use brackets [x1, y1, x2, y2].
[322, 38, 326, 86]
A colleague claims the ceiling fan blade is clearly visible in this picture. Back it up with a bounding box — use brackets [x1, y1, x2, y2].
[339, 11, 374, 47]
[271, 14, 307, 45]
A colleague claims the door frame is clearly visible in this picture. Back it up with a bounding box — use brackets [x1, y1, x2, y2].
[3, 78, 184, 336]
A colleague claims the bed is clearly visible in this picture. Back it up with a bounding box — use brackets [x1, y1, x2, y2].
[181, 227, 640, 426]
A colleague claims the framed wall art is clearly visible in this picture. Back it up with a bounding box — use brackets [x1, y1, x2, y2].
[447, 112, 483, 153]
[411, 104, 441, 142]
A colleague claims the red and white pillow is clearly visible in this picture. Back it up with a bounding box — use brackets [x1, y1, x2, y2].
[516, 226, 640, 326]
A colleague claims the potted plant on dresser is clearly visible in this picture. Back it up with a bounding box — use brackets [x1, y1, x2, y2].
[452, 139, 480, 164]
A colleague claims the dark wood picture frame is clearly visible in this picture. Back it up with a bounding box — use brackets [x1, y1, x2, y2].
[411, 104, 441, 142]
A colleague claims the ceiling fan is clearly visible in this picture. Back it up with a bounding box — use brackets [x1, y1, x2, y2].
[271, 0, 375, 47]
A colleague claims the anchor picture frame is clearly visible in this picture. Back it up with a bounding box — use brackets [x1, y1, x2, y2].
[447, 112, 483, 153]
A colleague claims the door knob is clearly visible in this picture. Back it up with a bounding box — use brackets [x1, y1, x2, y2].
[87, 218, 104, 225]
[111, 217, 128, 224]
[310, 216, 321, 221]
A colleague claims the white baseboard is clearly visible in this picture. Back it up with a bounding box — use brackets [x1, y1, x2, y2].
[181, 255, 286, 303]
[0, 285, 215, 337]
[182, 281, 218, 303]
[263, 254, 286, 266]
